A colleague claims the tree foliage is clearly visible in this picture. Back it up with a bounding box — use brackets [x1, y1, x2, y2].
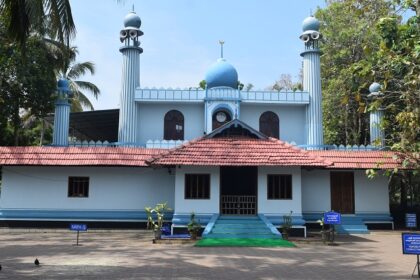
[372, 1, 420, 170]
[317, 0, 419, 166]
[0, 0, 76, 47]
[0, 33, 58, 145]
[316, 0, 394, 146]
[0, 1, 101, 145]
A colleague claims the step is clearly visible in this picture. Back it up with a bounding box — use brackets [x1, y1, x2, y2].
[336, 224, 369, 234]
[218, 216, 260, 220]
[206, 233, 278, 239]
[207, 215, 280, 239]
[216, 220, 265, 225]
[211, 228, 272, 234]
[213, 225, 268, 230]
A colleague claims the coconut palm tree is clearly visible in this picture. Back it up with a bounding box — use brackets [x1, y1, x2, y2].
[59, 46, 100, 111]
[0, 0, 75, 46]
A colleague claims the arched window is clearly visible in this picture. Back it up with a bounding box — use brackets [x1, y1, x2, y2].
[259, 111, 279, 138]
[164, 110, 184, 140]
[212, 109, 232, 130]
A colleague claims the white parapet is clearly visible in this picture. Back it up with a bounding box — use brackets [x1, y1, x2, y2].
[146, 139, 188, 149]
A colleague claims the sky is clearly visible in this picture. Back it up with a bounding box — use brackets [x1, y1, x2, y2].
[70, 0, 326, 110]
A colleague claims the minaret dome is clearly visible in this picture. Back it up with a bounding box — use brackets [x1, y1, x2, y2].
[124, 11, 141, 29]
[369, 82, 382, 94]
[302, 16, 320, 32]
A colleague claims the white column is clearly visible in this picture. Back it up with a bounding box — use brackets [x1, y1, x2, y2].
[52, 100, 70, 146]
[302, 50, 323, 149]
[370, 109, 385, 147]
[118, 46, 141, 145]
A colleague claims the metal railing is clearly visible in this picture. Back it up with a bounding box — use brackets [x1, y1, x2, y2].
[221, 195, 257, 215]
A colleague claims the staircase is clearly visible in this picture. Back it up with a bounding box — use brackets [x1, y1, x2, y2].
[335, 216, 369, 234]
[204, 215, 281, 239]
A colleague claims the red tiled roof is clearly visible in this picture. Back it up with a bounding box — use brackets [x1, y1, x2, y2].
[0, 144, 402, 170]
[148, 137, 331, 167]
[310, 150, 401, 169]
[0, 146, 163, 167]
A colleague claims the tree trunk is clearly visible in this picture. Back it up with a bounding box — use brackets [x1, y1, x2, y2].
[39, 118, 44, 146]
[345, 104, 349, 145]
[400, 173, 408, 209]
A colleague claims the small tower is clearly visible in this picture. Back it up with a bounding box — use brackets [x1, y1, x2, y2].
[118, 10, 143, 145]
[52, 78, 71, 146]
[368, 82, 385, 147]
[300, 16, 323, 149]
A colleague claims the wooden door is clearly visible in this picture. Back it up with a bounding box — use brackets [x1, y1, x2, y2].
[330, 172, 355, 214]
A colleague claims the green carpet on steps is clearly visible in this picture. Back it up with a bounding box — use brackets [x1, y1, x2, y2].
[195, 238, 295, 247]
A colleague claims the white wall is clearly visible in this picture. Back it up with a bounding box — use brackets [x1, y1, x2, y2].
[174, 166, 220, 214]
[355, 171, 389, 213]
[257, 166, 302, 215]
[0, 166, 174, 210]
[301, 170, 331, 213]
[301, 170, 390, 214]
[240, 104, 306, 144]
[137, 103, 205, 145]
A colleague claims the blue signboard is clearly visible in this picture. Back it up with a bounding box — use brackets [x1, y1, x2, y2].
[324, 211, 341, 225]
[70, 224, 88, 231]
[406, 213, 417, 228]
[402, 233, 420, 255]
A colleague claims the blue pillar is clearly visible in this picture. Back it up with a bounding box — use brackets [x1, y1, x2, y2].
[118, 11, 143, 146]
[52, 79, 71, 146]
[300, 16, 323, 149]
[368, 82, 385, 147]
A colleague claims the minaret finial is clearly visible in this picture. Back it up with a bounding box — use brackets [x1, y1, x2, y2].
[219, 40, 225, 58]
[310, 9, 313, 16]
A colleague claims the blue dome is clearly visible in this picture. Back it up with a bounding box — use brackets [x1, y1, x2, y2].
[302, 16, 320, 32]
[124, 11, 141, 29]
[369, 82, 382, 93]
[57, 78, 69, 91]
[205, 58, 238, 89]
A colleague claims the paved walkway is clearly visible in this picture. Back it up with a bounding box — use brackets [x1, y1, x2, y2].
[0, 230, 416, 279]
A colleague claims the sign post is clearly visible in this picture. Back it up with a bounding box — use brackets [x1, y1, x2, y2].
[406, 213, 417, 229]
[70, 224, 88, 246]
[402, 232, 420, 278]
[324, 211, 341, 245]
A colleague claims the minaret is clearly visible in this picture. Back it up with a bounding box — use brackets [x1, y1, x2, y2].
[300, 16, 323, 149]
[118, 10, 143, 145]
[52, 78, 71, 146]
[368, 82, 385, 147]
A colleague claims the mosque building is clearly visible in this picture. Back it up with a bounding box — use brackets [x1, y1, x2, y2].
[0, 11, 398, 236]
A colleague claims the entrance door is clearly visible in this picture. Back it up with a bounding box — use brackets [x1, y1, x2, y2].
[220, 166, 257, 215]
[330, 171, 355, 214]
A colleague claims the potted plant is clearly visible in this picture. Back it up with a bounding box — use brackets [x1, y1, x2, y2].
[145, 202, 172, 240]
[187, 212, 201, 240]
[317, 217, 327, 244]
[281, 211, 293, 240]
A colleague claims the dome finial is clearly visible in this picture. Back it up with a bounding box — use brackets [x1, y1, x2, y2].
[219, 40, 225, 59]
[132, 4, 134, 12]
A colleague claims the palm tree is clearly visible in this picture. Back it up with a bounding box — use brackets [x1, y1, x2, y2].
[0, 0, 76, 46]
[59, 47, 100, 111]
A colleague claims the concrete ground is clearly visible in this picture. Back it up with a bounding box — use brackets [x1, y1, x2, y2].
[0, 230, 416, 279]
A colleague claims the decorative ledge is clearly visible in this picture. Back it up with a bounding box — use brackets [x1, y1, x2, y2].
[146, 139, 188, 149]
[135, 88, 309, 104]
